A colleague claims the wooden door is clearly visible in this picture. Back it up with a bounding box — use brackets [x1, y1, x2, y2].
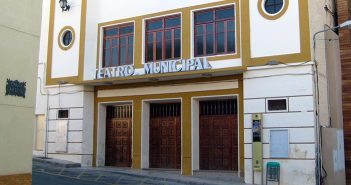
[105, 105, 132, 167]
[149, 103, 181, 169]
[199, 100, 238, 171]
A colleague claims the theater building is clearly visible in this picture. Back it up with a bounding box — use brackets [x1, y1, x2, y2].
[34, 0, 346, 184]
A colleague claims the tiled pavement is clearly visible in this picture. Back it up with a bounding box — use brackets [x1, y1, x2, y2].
[32, 159, 248, 185]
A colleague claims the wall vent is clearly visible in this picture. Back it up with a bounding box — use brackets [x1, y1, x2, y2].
[267, 98, 288, 112]
[58, 110, 69, 119]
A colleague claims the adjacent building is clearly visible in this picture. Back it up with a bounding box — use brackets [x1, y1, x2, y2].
[0, 0, 42, 184]
[33, 0, 346, 184]
[337, 0, 351, 184]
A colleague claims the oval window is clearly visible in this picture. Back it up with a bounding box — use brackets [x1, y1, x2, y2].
[258, 0, 288, 20]
[62, 31, 72, 46]
[58, 26, 75, 50]
[264, 0, 284, 14]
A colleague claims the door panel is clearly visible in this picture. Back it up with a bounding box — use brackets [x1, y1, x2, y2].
[150, 117, 181, 169]
[200, 100, 238, 171]
[105, 105, 132, 167]
[149, 103, 181, 169]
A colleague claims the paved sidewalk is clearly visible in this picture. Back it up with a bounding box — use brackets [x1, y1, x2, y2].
[33, 155, 81, 168]
[33, 158, 248, 185]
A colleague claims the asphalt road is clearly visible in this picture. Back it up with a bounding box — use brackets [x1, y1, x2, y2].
[32, 160, 244, 185]
[32, 161, 185, 185]
[33, 172, 108, 185]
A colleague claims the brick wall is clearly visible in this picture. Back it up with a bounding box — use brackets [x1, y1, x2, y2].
[337, 0, 351, 184]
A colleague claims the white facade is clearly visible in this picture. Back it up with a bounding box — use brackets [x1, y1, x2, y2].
[34, 0, 345, 184]
[243, 64, 316, 185]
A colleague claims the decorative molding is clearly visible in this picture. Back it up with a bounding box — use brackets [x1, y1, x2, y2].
[58, 26, 75, 51]
[257, 0, 289, 20]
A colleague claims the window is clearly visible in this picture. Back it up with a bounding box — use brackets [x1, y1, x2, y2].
[267, 98, 287, 112]
[62, 31, 72, 46]
[194, 5, 235, 57]
[58, 26, 75, 50]
[264, 0, 284, 14]
[145, 15, 181, 62]
[103, 24, 134, 67]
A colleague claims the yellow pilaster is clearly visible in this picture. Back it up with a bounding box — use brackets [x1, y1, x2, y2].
[182, 96, 192, 175]
[241, 0, 251, 68]
[132, 98, 142, 169]
[134, 18, 143, 69]
[181, 9, 191, 59]
[239, 79, 245, 175]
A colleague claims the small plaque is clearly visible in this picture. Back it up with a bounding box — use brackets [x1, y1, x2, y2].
[5, 79, 26, 98]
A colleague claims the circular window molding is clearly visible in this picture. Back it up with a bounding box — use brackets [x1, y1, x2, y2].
[258, 0, 289, 20]
[58, 26, 75, 51]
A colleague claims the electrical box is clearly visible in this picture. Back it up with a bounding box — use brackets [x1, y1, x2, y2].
[252, 114, 263, 172]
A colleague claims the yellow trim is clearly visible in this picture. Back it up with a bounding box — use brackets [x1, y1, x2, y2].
[46, 0, 87, 86]
[78, 0, 87, 81]
[182, 96, 192, 175]
[134, 19, 143, 69]
[45, 0, 56, 85]
[96, 22, 101, 69]
[58, 26, 75, 50]
[132, 98, 142, 169]
[251, 0, 311, 66]
[94, 0, 241, 81]
[93, 88, 98, 167]
[241, 0, 251, 68]
[92, 75, 244, 175]
[257, 0, 289, 20]
[182, 9, 191, 60]
[238, 79, 244, 175]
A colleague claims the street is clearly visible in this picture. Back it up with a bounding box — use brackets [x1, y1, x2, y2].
[33, 172, 107, 185]
[32, 160, 243, 185]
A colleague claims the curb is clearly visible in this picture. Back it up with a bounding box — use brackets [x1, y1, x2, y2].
[33, 157, 81, 168]
[82, 168, 224, 185]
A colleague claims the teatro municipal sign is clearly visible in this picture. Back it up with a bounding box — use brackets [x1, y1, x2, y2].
[95, 57, 212, 79]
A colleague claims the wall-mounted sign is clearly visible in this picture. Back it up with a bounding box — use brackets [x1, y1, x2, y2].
[96, 65, 135, 79]
[5, 79, 26, 98]
[95, 57, 212, 80]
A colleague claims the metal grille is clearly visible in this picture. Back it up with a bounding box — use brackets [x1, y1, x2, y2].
[200, 99, 236, 116]
[150, 103, 181, 118]
[106, 105, 132, 119]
